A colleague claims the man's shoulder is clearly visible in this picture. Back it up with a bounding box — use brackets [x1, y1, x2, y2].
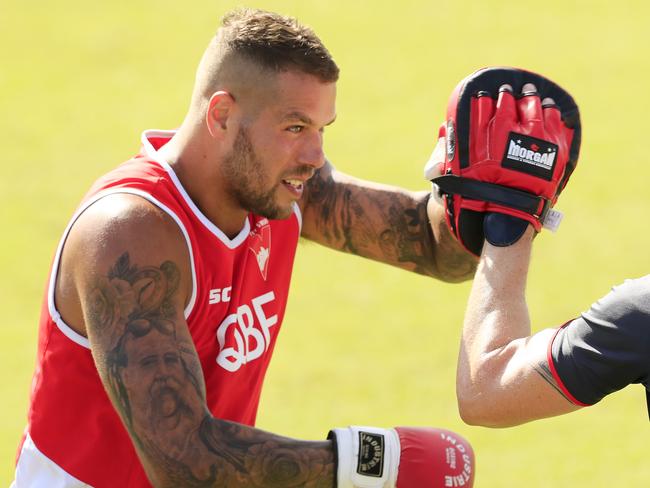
[84, 156, 167, 198]
[584, 275, 650, 333]
[613, 275, 650, 297]
[602, 275, 650, 311]
[76, 191, 183, 243]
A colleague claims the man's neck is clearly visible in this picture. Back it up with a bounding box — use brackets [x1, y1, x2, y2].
[158, 129, 250, 240]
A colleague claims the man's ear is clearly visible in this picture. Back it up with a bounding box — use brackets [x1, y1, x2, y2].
[206, 91, 235, 138]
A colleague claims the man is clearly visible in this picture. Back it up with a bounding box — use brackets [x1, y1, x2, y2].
[13, 8, 476, 488]
[455, 83, 649, 427]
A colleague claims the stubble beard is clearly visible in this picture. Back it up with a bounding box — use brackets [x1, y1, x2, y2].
[221, 126, 293, 220]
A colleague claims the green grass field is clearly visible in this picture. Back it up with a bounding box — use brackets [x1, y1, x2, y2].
[2, 0, 650, 485]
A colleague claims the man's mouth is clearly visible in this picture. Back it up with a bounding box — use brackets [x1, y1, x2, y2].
[282, 178, 304, 192]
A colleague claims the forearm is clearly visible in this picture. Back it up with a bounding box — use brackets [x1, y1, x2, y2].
[97, 318, 336, 487]
[301, 163, 476, 282]
[144, 414, 335, 488]
[463, 226, 534, 352]
[426, 192, 478, 282]
[457, 226, 535, 423]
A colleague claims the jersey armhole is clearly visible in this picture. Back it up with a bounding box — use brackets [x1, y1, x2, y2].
[48, 188, 198, 349]
[546, 321, 591, 407]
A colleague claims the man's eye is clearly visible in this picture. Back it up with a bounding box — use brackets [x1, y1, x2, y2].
[140, 355, 158, 368]
[164, 352, 180, 366]
[287, 125, 304, 133]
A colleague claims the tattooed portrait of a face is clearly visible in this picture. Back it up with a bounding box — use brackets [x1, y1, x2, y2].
[88, 253, 203, 457]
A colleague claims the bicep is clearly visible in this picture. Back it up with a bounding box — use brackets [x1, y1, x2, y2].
[465, 328, 582, 427]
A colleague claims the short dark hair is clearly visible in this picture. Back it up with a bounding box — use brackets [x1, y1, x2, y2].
[218, 8, 339, 83]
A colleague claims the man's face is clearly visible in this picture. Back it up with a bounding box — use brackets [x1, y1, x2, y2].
[121, 327, 189, 428]
[221, 71, 337, 219]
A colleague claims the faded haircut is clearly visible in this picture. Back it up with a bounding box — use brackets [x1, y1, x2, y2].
[218, 8, 339, 82]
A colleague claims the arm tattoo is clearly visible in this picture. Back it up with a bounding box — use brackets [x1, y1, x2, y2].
[303, 165, 475, 280]
[86, 253, 335, 487]
[301, 167, 359, 254]
[378, 197, 437, 274]
[199, 417, 334, 487]
[533, 360, 574, 403]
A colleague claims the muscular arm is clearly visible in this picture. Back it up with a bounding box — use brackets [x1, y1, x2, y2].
[65, 195, 334, 487]
[456, 226, 581, 427]
[300, 161, 476, 282]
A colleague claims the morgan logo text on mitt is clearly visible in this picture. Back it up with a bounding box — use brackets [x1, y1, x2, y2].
[501, 132, 558, 180]
[505, 133, 557, 169]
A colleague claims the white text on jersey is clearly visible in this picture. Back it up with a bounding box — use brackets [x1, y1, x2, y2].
[209, 286, 232, 304]
[216, 291, 278, 372]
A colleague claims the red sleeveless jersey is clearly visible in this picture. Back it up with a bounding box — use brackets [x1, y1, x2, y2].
[14, 130, 301, 487]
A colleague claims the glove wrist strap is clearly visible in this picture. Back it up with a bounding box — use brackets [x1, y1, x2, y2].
[433, 174, 550, 221]
[329, 426, 400, 488]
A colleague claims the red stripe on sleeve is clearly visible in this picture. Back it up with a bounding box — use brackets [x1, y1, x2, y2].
[546, 321, 591, 407]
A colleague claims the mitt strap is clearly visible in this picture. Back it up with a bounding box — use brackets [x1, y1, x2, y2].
[433, 174, 550, 220]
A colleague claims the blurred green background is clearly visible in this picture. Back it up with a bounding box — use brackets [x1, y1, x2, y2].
[2, 0, 649, 485]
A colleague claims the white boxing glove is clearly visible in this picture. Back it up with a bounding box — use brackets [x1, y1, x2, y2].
[329, 425, 474, 488]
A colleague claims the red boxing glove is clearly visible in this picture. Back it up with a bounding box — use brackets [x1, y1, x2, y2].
[329, 425, 474, 487]
[425, 67, 581, 256]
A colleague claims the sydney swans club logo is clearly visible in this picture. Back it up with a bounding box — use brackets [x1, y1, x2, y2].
[502, 132, 558, 180]
[249, 219, 271, 280]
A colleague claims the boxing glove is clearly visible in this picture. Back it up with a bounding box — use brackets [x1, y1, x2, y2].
[329, 425, 474, 487]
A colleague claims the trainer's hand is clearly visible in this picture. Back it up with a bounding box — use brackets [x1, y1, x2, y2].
[329, 425, 474, 487]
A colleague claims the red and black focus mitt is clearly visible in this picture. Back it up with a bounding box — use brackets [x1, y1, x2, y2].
[424, 67, 581, 256]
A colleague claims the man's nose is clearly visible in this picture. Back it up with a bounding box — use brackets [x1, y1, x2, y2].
[299, 131, 325, 169]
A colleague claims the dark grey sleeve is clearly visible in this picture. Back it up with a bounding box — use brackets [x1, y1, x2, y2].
[549, 275, 650, 406]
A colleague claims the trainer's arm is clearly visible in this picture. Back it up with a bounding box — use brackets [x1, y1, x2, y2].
[300, 161, 476, 282]
[456, 225, 582, 427]
[69, 195, 334, 487]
